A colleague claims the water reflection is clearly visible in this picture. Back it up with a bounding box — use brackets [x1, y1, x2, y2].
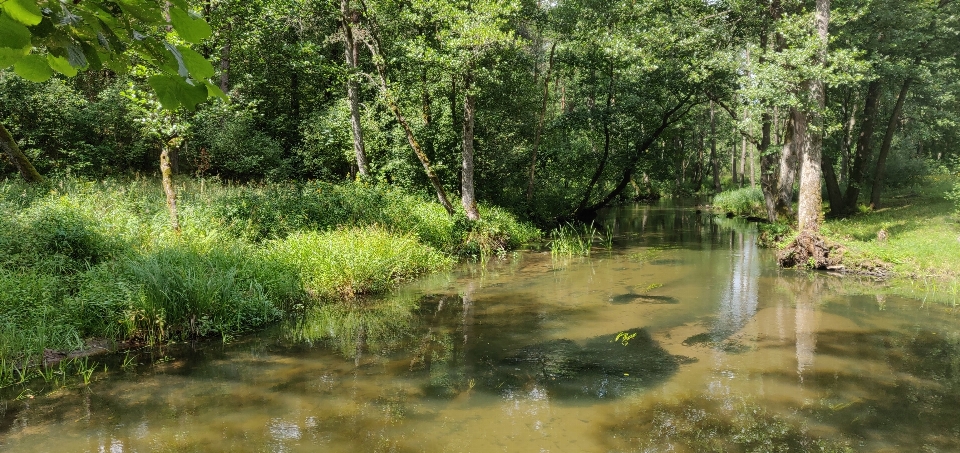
[4, 202, 960, 452]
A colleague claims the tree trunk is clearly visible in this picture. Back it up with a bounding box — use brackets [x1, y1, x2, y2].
[0, 122, 43, 183]
[731, 140, 738, 187]
[710, 101, 721, 192]
[160, 140, 181, 234]
[526, 42, 556, 207]
[569, 95, 693, 220]
[869, 78, 911, 209]
[362, 37, 456, 215]
[342, 0, 369, 177]
[758, 14, 778, 221]
[776, 110, 799, 220]
[576, 62, 614, 212]
[822, 154, 843, 215]
[796, 0, 829, 234]
[843, 79, 882, 214]
[760, 111, 777, 221]
[461, 67, 480, 221]
[219, 21, 231, 93]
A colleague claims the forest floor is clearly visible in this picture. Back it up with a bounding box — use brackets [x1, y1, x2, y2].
[821, 174, 960, 281]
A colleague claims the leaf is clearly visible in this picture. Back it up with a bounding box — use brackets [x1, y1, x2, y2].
[203, 80, 228, 101]
[0, 46, 27, 69]
[14, 54, 54, 82]
[148, 74, 209, 111]
[169, 7, 212, 44]
[47, 54, 78, 77]
[0, 0, 43, 26]
[162, 41, 189, 78]
[177, 45, 214, 79]
[0, 13, 32, 49]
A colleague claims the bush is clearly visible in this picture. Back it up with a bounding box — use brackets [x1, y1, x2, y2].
[265, 227, 452, 300]
[0, 196, 121, 275]
[712, 187, 765, 218]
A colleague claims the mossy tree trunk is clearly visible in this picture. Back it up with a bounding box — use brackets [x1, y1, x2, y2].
[161, 139, 181, 234]
[0, 122, 43, 183]
[461, 66, 480, 221]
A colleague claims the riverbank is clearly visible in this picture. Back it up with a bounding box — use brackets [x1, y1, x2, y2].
[712, 175, 960, 281]
[0, 177, 539, 384]
[821, 175, 960, 280]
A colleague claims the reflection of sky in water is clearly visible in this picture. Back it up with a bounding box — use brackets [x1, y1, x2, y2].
[714, 230, 760, 338]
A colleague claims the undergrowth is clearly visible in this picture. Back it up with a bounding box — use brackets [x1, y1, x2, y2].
[0, 176, 538, 384]
[712, 187, 765, 218]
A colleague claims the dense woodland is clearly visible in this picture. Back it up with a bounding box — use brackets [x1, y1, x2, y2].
[2, 0, 959, 226]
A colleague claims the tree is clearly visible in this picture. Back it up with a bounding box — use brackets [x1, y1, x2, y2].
[1, 0, 222, 232]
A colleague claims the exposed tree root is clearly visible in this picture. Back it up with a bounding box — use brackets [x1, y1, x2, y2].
[777, 230, 843, 269]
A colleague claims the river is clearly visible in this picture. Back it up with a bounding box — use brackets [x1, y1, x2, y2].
[2, 202, 959, 452]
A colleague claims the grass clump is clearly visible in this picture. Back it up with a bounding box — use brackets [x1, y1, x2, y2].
[267, 227, 452, 300]
[712, 187, 765, 218]
[549, 222, 598, 257]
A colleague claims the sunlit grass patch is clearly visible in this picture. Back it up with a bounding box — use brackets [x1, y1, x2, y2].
[712, 186, 765, 218]
[266, 227, 453, 301]
[822, 176, 960, 279]
[549, 222, 598, 258]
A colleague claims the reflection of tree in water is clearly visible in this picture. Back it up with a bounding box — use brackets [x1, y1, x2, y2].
[604, 393, 854, 452]
[713, 228, 761, 340]
[759, 329, 960, 451]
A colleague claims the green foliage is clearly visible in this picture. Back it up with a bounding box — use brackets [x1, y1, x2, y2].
[712, 187, 765, 218]
[184, 100, 285, 180]
[0, 0, 222, 110]
[266, 227, 452, 300]
[0, 269, 80, 369]
[112, 240, 283, 343]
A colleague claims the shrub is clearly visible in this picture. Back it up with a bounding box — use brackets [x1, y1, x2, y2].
[712, 187, 765, 218]
[265, 227, 452, 300]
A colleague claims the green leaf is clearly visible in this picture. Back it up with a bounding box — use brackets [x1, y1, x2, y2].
[169, 7, 212, 44]
[203, 80, 228, 101]
[148, 74, 209, 111]
[177, 45, 214, 79]
[0, 46, 27, 69]
[0, 14, 32, 49]
[47, 54, 78, 77]
[14, 54, 54, 82]
[0, 0, 43, 26]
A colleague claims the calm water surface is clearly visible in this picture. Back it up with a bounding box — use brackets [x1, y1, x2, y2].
[3, 203, 960, 452]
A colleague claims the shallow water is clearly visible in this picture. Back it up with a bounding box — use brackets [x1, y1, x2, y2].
[3, 203, 960, 452]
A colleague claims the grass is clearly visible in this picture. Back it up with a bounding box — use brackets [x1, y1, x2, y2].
[822, 175, 960, 280]
[712, 186, 766, 218]
[549, 222, 600, 258]
[0, 176, 538, 385]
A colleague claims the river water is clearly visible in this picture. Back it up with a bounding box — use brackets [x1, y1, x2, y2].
[3, 203, 960, 452]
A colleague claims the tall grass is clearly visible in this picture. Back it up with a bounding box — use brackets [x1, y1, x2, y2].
[0, 176, 538, 382]
[549, 222, 599, 257]
[712, 187, 765, 218]
[267, 227, 452, 300]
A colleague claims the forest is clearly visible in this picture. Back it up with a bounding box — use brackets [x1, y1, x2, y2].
[2, 0, 960, 381]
